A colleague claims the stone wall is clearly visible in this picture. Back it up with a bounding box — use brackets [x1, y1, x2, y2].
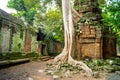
[78, 24, 102, 59]
[0, 24, 10, 52]
[103, 32, 116, 58]
[0, 20, 2, 51]
[75, 0, 116, 59]
[47, 41, 62, 54]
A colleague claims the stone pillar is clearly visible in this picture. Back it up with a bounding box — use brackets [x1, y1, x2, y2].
[37, 42, 42, 53]
[24, 29, 32, 52]
[0, 19, 2, 52]
[53, 42, 62, 53]
[37, 42, 48, 56]
[43, 44, 48, 56]
[1, 23, 10, 52]
[9, 26, 15, 51]
[103, 32, 116, 58]
[75, 0, 103, 59]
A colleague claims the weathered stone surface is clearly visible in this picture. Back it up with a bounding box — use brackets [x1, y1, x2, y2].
[9, 26, 14, 51]
[95, 38, 101, 43]
[37, 43, 48, 56]
[79, 39, 95, 43]
[74, 0, 116, 59]
[48, 41, 62, 54]
[37, 43, 42, 53]
[103, 33, 116, 59]
[106, 71, 120, 80]
[24, 30, 32, 52]
[80, 43, 102, 59]
[0, 24, 10, 52]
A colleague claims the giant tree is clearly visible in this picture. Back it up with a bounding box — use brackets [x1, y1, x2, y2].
[54, 0, 92, 75]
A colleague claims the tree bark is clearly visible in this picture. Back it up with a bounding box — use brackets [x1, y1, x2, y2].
[54, 0, 92, 76]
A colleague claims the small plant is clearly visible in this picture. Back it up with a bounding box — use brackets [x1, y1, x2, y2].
[25, 52, 40, 58]
[84, 58, 120, 73]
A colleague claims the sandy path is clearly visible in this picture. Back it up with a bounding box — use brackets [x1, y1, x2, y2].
[0, 60, 105, 80]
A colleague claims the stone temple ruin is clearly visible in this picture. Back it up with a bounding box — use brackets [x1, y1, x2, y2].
[0, 9, 23, 52]
[0, 0, 117, 59]
[74, 0, 116, 59]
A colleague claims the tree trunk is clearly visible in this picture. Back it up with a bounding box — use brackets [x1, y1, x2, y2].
[54, 0, 92, 76]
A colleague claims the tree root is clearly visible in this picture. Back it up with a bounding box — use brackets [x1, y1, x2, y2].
[54, 52, 92, 77]
[54, 48, 68, 63]
[68, 55, 92, 76]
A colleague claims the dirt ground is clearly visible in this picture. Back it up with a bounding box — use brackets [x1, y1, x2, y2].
[0, 59, 106, 80]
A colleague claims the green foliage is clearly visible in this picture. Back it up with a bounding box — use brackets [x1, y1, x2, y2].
[25, 52, 40, 58]
[73, 0, 81, 11]
[24, 8, 37, 24]
[24, 0, 39, 10]
[34, 8, 64, 42]
[44, 9, 63, 42]
[98, 0, 106, 8]
[101, 0, 120, 51]
[7, 0, 26, 11]
[46, 62, 82, 78]
[102, 0, 120, 32]
[80, 0, 86, 3]
[48, 52, 60, 56]
[46, 58, 120, 78]
[7, 0, 40, 50]
[13, 32, 24, 52]
[4, 52, 24, 60]
[0, 52, 41, 61]
[0, 54, 3, 59]
[0, 52, 24, 61]
[84, 58, 120, 72]
[7, 0, 63, 41]
[7, 0, 38, 24]
[59, 62, 82, 71]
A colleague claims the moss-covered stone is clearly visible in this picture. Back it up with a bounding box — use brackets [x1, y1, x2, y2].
[106, 71, 120, 80]
[0, 52, 40, 61]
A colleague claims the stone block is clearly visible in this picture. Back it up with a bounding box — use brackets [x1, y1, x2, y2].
[90, 28, 96, 35]
[95, 38, 101, 43]
[106, 71, 120, 80]
[79, 39, 95, 43]
[81, 43, 100, 58]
